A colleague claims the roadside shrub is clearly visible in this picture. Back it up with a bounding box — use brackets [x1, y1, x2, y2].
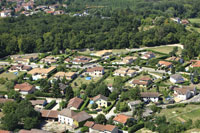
[44, 100, 56, 110]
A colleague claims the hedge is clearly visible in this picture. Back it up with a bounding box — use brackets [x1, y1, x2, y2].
[44, 100, 56, 109]
[166, 103, 187, 109]
[80, 97, 90, 111]
[128, 122, 144, 133]
[34, 91, 54, 97]
[85, 110, 98, 114]
[103, 100, 117, 113]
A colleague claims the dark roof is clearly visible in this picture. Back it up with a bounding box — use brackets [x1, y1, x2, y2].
[59, 108, 77, 117]
[67, 97, 83, 109]
[92, 94, 108, 102]
[140, 92, 160, 98]
[30, 100, 46, 106]
[40, 110, 58, 119]
[72, 111, 92, 122]
[86, 67, 104, 72]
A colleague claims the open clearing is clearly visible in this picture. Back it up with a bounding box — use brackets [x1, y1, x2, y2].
[158, 104, 200, 122]
[189, 18, 200, 23]
[0, 71, 25, 80]
[146, 46, 182, 54]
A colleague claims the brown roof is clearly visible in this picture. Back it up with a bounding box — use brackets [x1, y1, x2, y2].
[91, 124, 105, 131]
[0, 130, 12, 133]
[72, 111, 92, 122]
[14, 82, 34, 92]
[174, 88, 188, 95]
[191, 60, 200, 67]
[59, 108, 77, 117]
[158, 61, 172, 67]
[40, 110, 58, 119]
[84, 121, 95, 128]
[0, 98, 14, 104]
[30, 100, 46, 106]
[28, 67, 56, 75]
[92, 94, 108, 102]
[113, 114, 131, 124]
[140, 77, 151, 81]
[19, 129, 49, 133]
[132, 79, 148, 85]
[104, 125, 116, 132]
[54, 72, 76, 78]
[67, 97, 83, 109]
[87, 67, 104, 72]
[140, 92, 160, 98]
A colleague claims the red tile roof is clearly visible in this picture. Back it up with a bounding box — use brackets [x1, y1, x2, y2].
[84, 121, 95, 128]
[14, 82, 34, 92]
[67, 97, 83, 109]
[40, 110, 58, 119]
[113, 114, 131, 124]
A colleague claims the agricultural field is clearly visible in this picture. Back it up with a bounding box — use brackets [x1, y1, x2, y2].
[158, 104, 200, 122]
[188, 18, 200, 23]
[146, 46, 182, 54]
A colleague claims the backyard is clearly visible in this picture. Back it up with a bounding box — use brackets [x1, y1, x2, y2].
[146, 46, 182, 55]
[0, 71, 25, 80]
[158, 104, 200, 122]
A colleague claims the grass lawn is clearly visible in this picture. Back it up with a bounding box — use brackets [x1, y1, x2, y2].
[188, 18, 200, 23]
[158, 104, 200, 122]
[0, 71, 25, 80]
[103, 75, 115, 85]
[71, 76, 102, 91]
[136, 128, 155, 133]
[0, 84, 8, 92]
[146, 46, 182, 54]
[185, 128, 200, 133]
[186, 26, 200, 33]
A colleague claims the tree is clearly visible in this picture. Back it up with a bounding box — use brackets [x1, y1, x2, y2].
[95, 114, 107, 124]
[5, 81, 14, 90]
[1, 113, 19, 131]
[91, 103, 98, 109]
[129, 87, 141, 100]
[65, 86, 74, 102]
[7, 90, 21, 102]
[25, 94, 36, 100]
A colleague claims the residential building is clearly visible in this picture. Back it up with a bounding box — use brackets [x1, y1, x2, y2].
[89, 123, 118, 133]
[140, 92, 161, 103]
[10, 54, 38, 64]
[86, 67, 104, 77]
[95, 50, 112, 57]
[0, 98, 14, 104]
[40, 110, 58, 121]
[30, 100, 47, 109]
[53, 72, 76, 80]
[114, 68, 137, 77]
[0, 10, 11, 17]
[14, 82, 36, 95]
[18, 129, 50, 133]
[170, 74, 184, 84]
[121, 56, 137, 64]
[132, 77, 152, 88]
[128, 100, 142, 111]
[113, 114, 133, 125]
[140, 52, 155, 60]
[107, 84, 114, 92]
[158, 61, 173, 69]
[67, 97, 83, 110]
[166, 56, 184, 63]
[28, 66, 56, 80]
[58, 109, 92, 128]
[0, 130, 13, 133]
[190, 60, 200, 68]
[9, 64, 32, 72]
[91, 94, 109, 108]
[174, 86, 197, 101]
[71, 56, 92, 64]
[40, 56, 58, 64]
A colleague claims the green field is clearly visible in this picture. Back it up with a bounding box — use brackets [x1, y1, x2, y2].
[158, 104, 200, 122]
[189, 18, 200, 23]
[146, 46, 182, 54]
[0, 71, 25, 80]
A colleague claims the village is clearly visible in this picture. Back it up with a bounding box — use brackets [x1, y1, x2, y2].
[0, 44, 199, 133]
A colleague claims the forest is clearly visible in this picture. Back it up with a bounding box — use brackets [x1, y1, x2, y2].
[0, 0, 200, 59]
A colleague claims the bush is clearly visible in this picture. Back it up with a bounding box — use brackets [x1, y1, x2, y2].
[128, 122, 144, 133]
[166, 103, 187, 109]
[81, 127, 89, 132]
[103, 100, 117, 113]
[80, 97, 90, 111]
[44, 100, 56, 110]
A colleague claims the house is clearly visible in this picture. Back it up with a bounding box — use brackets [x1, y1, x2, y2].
[58, 83, 67, 95]
[170, 74, 184, 84]
[89, 123, 118, 133]
[181, 19, 189, 25]
[140, 92, 161, 103]
[0, 10, 11, 17]
[53, 72, 76, 80]
[67, 97, 83, 110]
[140, 52, 155, 60]
[128, 100, 142, 111]
[28, 66, 56, 80]
[86, 67, 104, 77]
[84, 121, 95, 128]
[132, 77, 152, 88]
[9, 64, 32, 72]
[10, 54, 38, 64]
[18, 129, 50, 133]
[174, 86, 197, 101]
[58, 109, 92, 128]
[121, 56, 137, 64]
[72, 56, 92, 64]
[190, 60, 200, 68]
[0, 98, 14, 104]
[40, 56, 58, 64]
[107, 84, 114, 92]
[114, 68, 137, 77]
[158, 61, 173, 69]
[166, 56, 184, 63]
[91, 94, 109, 108]
[113, 114, 133, 125]
[14, 82, 36, 95]
[30, 100, 47, 109]
[40, 110, 58, 121]
[95, 50, 112, 57]
[0, 130, 13, 133]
